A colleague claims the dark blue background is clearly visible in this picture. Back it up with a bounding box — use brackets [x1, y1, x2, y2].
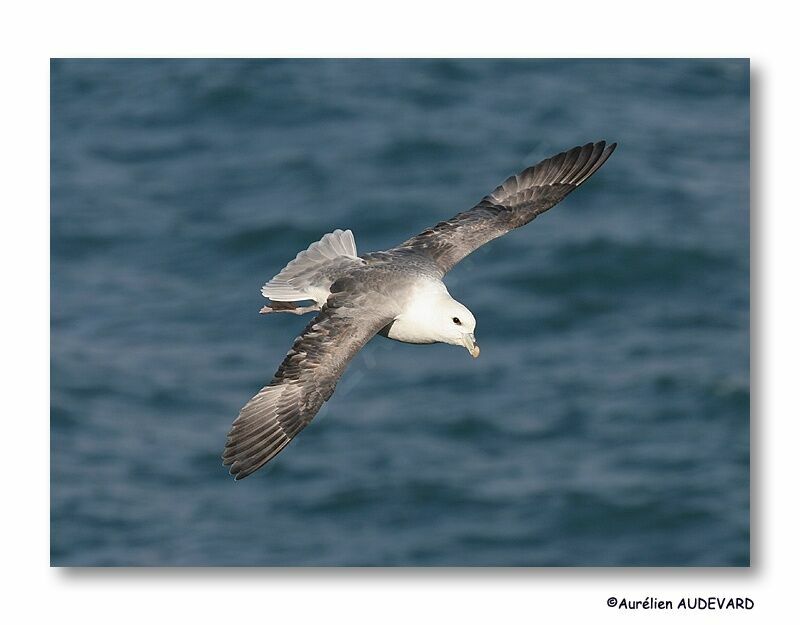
[51, 59, 749, 565]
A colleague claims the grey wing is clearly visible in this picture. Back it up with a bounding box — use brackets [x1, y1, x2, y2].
[222, 286, 393, 479]
[395, 141, 617, 275]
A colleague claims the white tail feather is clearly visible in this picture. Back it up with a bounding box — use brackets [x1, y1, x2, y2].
[261, 229, 360, 305]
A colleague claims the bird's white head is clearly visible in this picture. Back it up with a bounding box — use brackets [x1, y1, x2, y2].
[437, 298, 480, 358]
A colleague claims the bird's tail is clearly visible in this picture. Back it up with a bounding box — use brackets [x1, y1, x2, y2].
[261, 229, 362, 305]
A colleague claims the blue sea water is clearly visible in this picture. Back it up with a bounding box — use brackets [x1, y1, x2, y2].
[50, 59, 749, 566]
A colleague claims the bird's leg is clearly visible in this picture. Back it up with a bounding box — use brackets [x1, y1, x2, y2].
[259, 301, 321, 315]
[294, 304, 321, 314]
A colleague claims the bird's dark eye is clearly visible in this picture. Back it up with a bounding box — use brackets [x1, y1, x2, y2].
[452, 317, 461, 325]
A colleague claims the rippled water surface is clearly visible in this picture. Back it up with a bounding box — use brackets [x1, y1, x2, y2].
[51, 59, 749, 565]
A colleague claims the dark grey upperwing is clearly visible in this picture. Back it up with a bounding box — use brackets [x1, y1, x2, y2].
[395, 141, 617, 275]
[223, 286, 393, 479]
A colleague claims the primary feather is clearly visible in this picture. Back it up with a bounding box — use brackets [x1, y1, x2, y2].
[396, 141, 617, 274]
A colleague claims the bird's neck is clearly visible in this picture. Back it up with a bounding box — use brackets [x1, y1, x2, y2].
[384, 282, 452, 345]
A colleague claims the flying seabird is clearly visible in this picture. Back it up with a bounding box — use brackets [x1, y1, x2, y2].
[223, 141, 617, 479]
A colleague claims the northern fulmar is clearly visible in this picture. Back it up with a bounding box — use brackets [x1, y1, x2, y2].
[223, 141, 617, 479]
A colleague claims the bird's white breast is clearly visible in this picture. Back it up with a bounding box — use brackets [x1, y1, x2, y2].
[384, 281, 450, 344]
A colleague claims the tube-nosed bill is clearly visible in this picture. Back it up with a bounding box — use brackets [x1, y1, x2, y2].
[463, 333, 480, 358]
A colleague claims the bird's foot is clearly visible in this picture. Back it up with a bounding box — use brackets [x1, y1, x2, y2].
[260, 302, 320, 315]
